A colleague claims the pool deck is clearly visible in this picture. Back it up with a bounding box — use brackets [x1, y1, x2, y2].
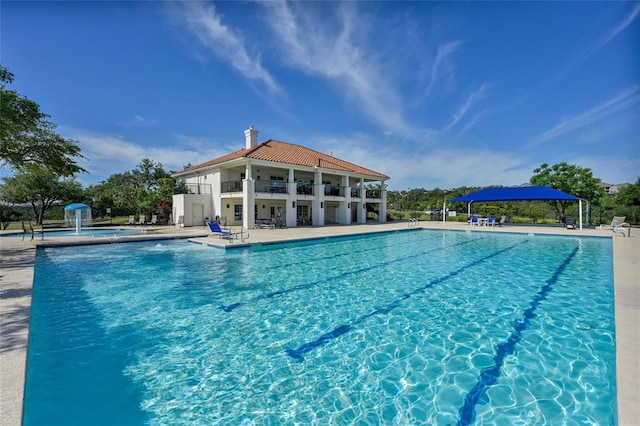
[1, 222, 638, 425]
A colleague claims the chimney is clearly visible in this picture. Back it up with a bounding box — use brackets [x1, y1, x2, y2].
[244, 125, 258, 149]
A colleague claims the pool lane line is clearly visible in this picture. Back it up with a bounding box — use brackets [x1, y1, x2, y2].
[219, 236, 484, 312]
[252, 231, 429, 273]
[456, 245, 580, 426]
[285, 239, 530, 361]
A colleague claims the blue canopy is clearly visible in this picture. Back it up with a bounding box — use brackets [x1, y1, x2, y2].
[445, 185, 583, 229]
[64, 203, 92, 210]
[448, 186, 580, 203]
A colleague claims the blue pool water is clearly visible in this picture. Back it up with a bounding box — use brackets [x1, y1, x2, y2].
[3, 228, 145, 238]
[24, 230, 616, 425]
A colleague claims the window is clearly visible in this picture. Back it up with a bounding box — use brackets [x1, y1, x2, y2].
[234, 204, 242, 221]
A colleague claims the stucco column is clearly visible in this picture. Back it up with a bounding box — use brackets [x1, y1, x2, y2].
[339, 175, 350, 224]
[287, 168, 297, 227]
[313, 169, 324, 226]
[242, 163, 254, 229]
[358, 178, 367, 224]
[379, 181, 387, 223]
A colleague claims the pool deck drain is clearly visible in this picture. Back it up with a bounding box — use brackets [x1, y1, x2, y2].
[1, 222, 637, 425]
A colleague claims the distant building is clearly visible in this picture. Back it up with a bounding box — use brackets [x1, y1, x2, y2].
[600, 182, 630, 195]
[172, 126, 389, 229]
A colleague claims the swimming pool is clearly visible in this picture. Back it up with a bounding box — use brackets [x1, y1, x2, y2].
[24, 230, 616, 425]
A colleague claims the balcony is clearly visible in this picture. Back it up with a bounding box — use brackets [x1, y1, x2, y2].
[296, 182, 314, 195]
[176, 183, 211, 195]
[324, 184, 341, 196]
[255, 179, 287, 194]
[221, 180, 243, 193]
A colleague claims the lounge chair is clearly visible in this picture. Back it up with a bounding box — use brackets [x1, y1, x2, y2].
[22, 221, 44, 241]
[125, 215, 136, 225]
[487, 216, 497, 227]
[565, 216, 576, 230]
[600, 216, 630, 237]
[137, 216, 146, 226]
[207, 222, 249, 242]
[150, 215, 158, 225]
[207, 221, 235, 239]
[469, 217, 479, 226]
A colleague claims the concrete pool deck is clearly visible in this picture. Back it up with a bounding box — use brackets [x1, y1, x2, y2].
[1, 222, 637, 425]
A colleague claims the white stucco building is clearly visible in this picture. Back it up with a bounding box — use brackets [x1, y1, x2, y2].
[172, 126, 389, 229]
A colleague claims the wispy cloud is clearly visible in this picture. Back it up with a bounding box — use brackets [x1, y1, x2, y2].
[423, 41, 464, 99]
[529, 86, 640, 146]
[260, 1, 413, 138]
[63, 128, 224, 184]
[118, 115, 158, 128]
[580, 3, 640, 64]
[175, 0, 281, 96]
[442, 83, 488, 133]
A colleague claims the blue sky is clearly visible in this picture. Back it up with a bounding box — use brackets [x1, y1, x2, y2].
[2, 1, 638, 190]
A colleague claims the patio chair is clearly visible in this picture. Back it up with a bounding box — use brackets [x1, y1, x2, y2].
[137, 216, 146, 226]
[469, 217, 479, 226]
[487, 217, 497, 227]
[601, 216, 630, 237]
[565, 216, 576, 230]
[207, 221, 235, 239]
[207, 222, 249, 242]
[150, 214, 158, 225]
[175, 215, 184, 228]
[22, 221, 44, 241]
[125, 215, 136, 225]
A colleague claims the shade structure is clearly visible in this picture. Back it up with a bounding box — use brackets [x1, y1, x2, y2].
[446, 186, 583, 229]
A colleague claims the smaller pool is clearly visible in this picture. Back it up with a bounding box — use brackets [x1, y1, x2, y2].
[2, 228, 145, 238]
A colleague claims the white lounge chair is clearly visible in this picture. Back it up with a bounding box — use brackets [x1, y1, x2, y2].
[125, 215, 136, 225]
[600, 216, 630, 237]
[150, 214, 158, 225]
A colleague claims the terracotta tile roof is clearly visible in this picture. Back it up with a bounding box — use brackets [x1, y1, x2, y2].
[176, 140, 389, 180]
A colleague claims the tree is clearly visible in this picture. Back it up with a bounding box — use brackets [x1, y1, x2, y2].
[0, 65, 85, 176]
[0, 167, 84, 224]
[615, 177, 640, 224]
[86, 159, 173, 220]
[530, 162, 605, 220]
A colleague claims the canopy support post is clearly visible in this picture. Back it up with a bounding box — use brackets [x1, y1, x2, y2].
[579, 200, 583, 230]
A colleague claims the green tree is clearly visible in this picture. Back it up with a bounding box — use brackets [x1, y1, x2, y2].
[86, 159, 173, 221]
[0, 167, 84, 224]
[615, 178, 640, 224]
[530, 162, 605, 221]
[0, 65, 85, 176]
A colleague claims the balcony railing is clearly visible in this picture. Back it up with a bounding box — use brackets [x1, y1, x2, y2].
[255, 179, 287, 194]
[175, 183, 212, 195]
[221, 180, 243, 193]
[324, 184, 341, 196]
[296, 182, 314, 195]
[217, 180, 381, 199]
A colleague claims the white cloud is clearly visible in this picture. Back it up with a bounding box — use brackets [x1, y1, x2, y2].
[311, 132, 530, 190]
[117, 115, 158, 128]
[423, 41, 464, 99]
[529, 86, 640, 146]
[175, 0, 281, 95]
[63, 129, 225, 185]
[443, 83, 488, 133]
[260, 1, 413, 138]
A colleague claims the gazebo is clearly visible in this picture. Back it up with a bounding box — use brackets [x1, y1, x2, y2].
[445, 186, 583, 229]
